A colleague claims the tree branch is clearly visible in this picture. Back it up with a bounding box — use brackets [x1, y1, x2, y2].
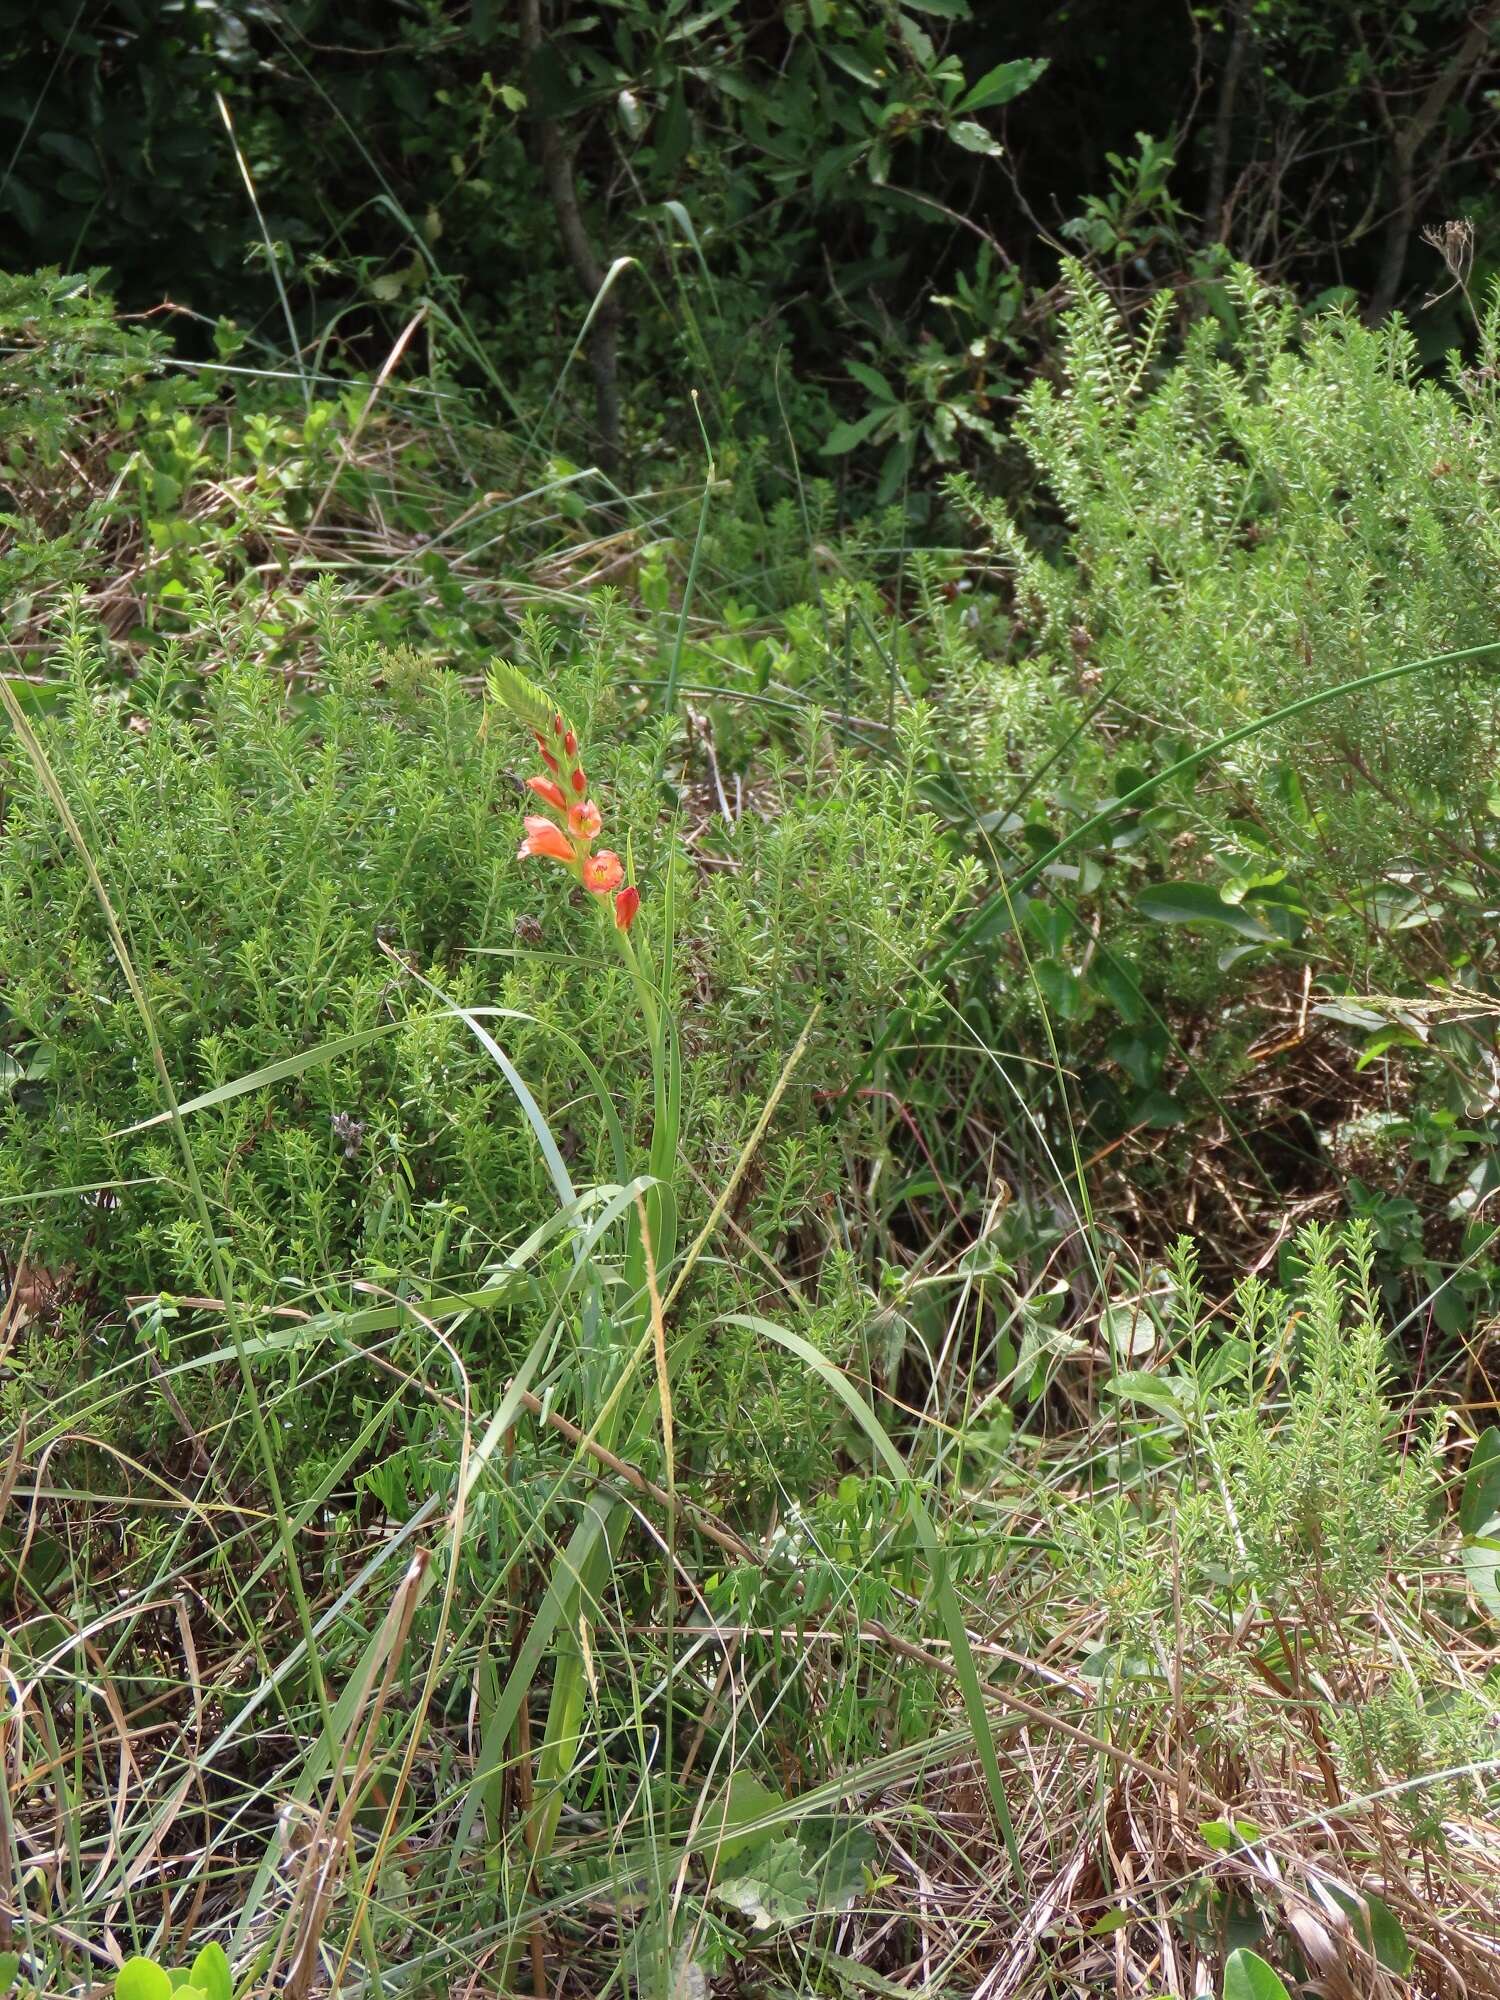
[1203, 0, 1254, 247]
[519, 0, 622, 468]
[1366, 1, 1500, 323]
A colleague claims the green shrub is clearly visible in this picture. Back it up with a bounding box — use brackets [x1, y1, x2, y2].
[1048, 1226, 1490, 1979]
[936, 270, 1500, 1313]
[0, 578, 976, 1474]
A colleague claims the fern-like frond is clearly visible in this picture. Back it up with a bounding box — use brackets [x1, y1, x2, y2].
[487, 658, 567, 738]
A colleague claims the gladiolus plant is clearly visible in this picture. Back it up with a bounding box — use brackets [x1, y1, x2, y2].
[491, 661, 648, 999]
[483, 651, 680, 1960]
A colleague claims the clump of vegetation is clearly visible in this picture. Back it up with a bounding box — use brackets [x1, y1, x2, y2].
[5, 11, 1500, 1989]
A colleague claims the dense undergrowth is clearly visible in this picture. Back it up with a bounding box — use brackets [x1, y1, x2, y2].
[3, 261, 1500, 2000]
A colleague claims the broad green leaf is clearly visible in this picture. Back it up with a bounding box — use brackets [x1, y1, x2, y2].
[1353, 1025, 1425, 1070]
[1222, 1949, 1291, 2000]
[704, 1773, 787, 1862]
[822, 409, 887, 455]
[845, 358, 894, 400]
[0, 1954, 18, 1995]
[116, 1962, 173, 2000]
[1090, 954, 1145, 1023]
[805, 1821, 878, 1912]
[1311, 1000, 1387, 1031]
[895, 14, 934, 65]
[875, 434, 914, 504]
[1033, 955, 1083, 1021]
[1129, 1088, 1188, 1128]
[1099, 1301, 1157, 1361]
[822, 45, 881, 87]
[189, 1945, 232, 2000]
[1364, 1892, 1414, 1975]
[948, 119, 1003, 156]
[1324, 1884, 1413, 1975]
[957, 56, 1048, 113]
[1464, 1432, 1500, 1616]
[712, 1835, 817, 1929]
[1137, 881, 1277, 942]
[1105, 1371, 1184, 1421]
[1462, 1530, 1500, 1620]
[1460, 1427, 1500, 1535]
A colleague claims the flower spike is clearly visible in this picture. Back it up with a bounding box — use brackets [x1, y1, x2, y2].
[491, 655, 645, 942]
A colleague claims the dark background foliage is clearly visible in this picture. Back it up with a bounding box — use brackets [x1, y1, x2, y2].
[5, 0, 1499, 469]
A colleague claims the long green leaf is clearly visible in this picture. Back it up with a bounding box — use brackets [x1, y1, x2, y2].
[112, 1007, 529, 1136]
[381, 954, 576, 1211]
[721, 1312, 1021, 1880]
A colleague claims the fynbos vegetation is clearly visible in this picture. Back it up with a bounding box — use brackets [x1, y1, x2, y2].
[2, 9, 1500, 1998]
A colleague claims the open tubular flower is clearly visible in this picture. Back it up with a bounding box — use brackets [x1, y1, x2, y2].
[518, 816, 573, 864]
[582, 850, 624, 895]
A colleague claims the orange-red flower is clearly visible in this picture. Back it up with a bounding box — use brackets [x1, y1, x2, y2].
[495, 685, 644, 934]
[518, 815, 574, 864]
[582, 850, 624, 895]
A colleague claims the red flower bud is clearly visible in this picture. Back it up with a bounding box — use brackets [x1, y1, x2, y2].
[570, 766, 587, 795]
[614, 885, 640, 931]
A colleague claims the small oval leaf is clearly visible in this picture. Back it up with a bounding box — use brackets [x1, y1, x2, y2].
[190, 1944, 232, 2000]
[1222, 1948, 1292, 2000]
[116, 1961, 174, 2000]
